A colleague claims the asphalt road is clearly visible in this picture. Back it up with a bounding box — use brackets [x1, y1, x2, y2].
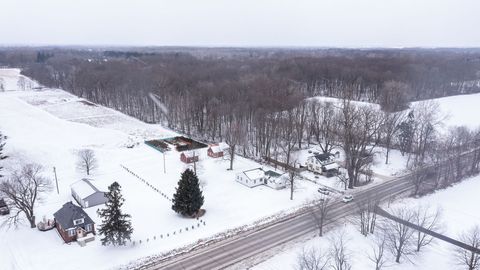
[141, 174, 414, 270]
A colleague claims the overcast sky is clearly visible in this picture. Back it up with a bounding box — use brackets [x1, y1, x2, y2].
[1, 0, 479, 47]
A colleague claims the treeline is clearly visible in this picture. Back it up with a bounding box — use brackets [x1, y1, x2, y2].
[1, 48, 480, 186]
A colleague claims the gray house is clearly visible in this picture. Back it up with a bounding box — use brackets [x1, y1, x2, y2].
[71, 179, 107, 208]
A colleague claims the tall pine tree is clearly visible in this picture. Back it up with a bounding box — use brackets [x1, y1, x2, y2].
[0, 132, 7, 178]
[172, 169, 204, 217]
[97, 182, 133, 246]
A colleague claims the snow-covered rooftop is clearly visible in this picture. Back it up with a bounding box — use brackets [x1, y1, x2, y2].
[71, 179, 102, 199]
[210, 142, 229, 153]
[243, 168, 265, 180]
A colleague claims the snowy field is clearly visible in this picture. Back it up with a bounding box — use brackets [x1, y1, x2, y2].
[0, 69, 321, 270]
[312, 93, 480, 131]
[1, 68, 480, 270]
[253, 173, 480, 270]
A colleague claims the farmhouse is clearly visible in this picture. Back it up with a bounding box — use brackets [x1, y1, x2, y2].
[207, 142, 229, 158]
[53, 202, 95, 244]
[236, 168, 286, 189]
[0, 198, 9, 215]
[180, 151, 199, 164]
[306, 153, 339, 175]
[71, 179, 108, 208]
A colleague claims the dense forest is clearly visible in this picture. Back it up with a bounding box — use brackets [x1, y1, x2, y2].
[1, 47, 480, 188]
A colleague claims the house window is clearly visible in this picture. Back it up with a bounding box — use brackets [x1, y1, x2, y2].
[85, 224, 92, 232]
[67, 229, 75, 237]
[73, 218, 84, 225]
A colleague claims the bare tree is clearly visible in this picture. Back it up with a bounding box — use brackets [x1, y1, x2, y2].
[288, 168, 299, 201]
[409, 100, 443, 165]
[77, 149, 98, 175]
[379, 81, 410, 113]
[0, 164, 52, 228]
[413, 205, 442, 252]
[357, 196, 379, 236]
[329, 230, 352, 270]
[296, 247, 330, 270]
[340, 99, 384, 188]
[382, 110, 407, 164]
[408, 164, 429, 196]
[312, 196, 332, 237]
[368, 235, 389, 270]
[225, 121, 247, 170]
[454, 226, 480, 270]
[382, 207, 415, 263]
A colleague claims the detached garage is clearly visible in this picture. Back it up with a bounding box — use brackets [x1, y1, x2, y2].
[71, 179, 108, 208]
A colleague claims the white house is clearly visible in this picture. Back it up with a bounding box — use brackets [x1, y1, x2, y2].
[306, 153, 339, 174]
[71, 179, 108, 208]
[264, 170, 287, 189]
[236, 168, 265, 188]
[235, 168, 286, 189]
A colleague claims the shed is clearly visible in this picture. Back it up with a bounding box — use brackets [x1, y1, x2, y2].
[71, 179, 107, 208]
[207, 142, 229, 158]
[180, 151, 199, 164]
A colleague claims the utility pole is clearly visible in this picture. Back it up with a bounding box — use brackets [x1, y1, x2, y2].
[53, 167, 59, 194]
[163, 152, 166, 174]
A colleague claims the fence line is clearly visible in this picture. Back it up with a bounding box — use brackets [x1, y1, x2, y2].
[120, 164, 172, 202]
[130, 219, 207, 247]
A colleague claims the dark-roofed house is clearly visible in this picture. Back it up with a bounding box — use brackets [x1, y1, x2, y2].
[71, 179, 107, 208]
[53, 202, 95, 243]
[306, 153, 338, 174]
[0, 198, 9, 215]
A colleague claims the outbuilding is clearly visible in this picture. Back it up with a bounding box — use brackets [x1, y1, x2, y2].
[180, 151, 199, 164]
[71, 179, 108, 208]
[207, 142, 229, 158]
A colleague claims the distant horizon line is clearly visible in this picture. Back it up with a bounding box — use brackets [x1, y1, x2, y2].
[0, 44, 480, 50]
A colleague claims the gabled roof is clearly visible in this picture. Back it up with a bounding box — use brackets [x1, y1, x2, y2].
[54, 202, 94, 229]
[182, 151, 198, 158]
[243, 168, 265, 180]
[71, 179, 104, 199]
[311, 153, 334, 162]
[264, 170, 282, 178]
[209, 142, 229, 153]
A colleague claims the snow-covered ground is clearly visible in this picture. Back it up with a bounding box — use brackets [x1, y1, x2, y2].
[0, 69, 322, 270]
[253, 172, 480, 270]
[2, 68, 479, 270]
[312, 93, 480, 131]
[0, 68, 39, 91]
[412, 93, 480, 130]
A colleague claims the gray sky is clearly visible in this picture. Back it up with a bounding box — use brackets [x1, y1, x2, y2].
[1, 0, 479, 47]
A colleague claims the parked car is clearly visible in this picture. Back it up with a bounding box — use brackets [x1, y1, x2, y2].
[342, 194, 354, 203]
[317, 187, 330, 195]
[0, 198, 10, 215]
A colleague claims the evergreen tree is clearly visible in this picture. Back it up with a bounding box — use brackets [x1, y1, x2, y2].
[172, 169, 204, 217]
[97, 182, 133, 246]
[0, 132, 7, 178]
[398, 111, 415, 156]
